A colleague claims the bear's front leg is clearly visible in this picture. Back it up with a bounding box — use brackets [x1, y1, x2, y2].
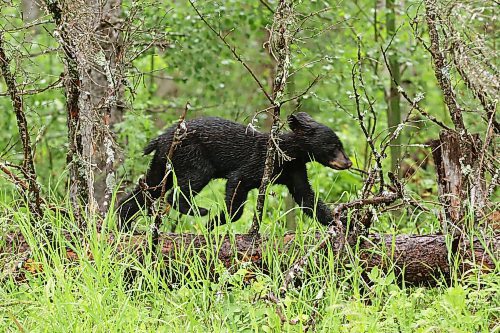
[286, 168, 333, 226]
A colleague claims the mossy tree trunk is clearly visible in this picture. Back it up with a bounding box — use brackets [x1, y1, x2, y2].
[386, 0, 402, 176]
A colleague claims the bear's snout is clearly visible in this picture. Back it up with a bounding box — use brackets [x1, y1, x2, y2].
[329, 150, 352, 170]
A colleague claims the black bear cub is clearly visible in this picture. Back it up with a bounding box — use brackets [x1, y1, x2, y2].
[118, 112, 352, 229]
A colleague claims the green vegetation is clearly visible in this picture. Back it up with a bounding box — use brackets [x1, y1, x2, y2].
[1, 199, 498, 332]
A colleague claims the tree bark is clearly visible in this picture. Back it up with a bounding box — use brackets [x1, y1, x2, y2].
[386, 0, 402, 176]
[251, 0, 294, 233]
[86, 0, 125, 214]
[45, 0, 106, 221]
[430, 131, 486, 230]
[4, 231, 498, 285]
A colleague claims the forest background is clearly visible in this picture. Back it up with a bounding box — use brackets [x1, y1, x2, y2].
[0, 0, 498, 332]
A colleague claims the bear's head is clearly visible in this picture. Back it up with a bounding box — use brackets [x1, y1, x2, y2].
[288, 112, 352, 170]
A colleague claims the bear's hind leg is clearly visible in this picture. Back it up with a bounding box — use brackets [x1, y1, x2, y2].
[207, 177, 250, 230]
[168, 169, 213, 216]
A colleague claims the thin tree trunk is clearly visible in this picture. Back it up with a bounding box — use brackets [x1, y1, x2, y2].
[86, 0, 125, 215]
[424, 0, 465, 132]
[251, 0, 294, 233]
[0, 33, 42, 218]
[45, 0, 98, 224]
[425, 0, 492, 229]
[386, 0, 402, 176]
[430, 131, 486, 230]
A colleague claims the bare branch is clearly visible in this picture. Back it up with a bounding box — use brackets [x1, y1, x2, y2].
[0, 76, 62, 97]
[148, 102, 191, 244]
[0, 32, 43, 218]
[279, 75, 320, 106]
[351, 39, 385, 195]
[424, 0, 466, 131]
[380, 45, 452, 131]
[258, 0, 274, 14]
[188, 0, 273, 104]
[281, 188, 401, 295]
[0, 162, 29, 192]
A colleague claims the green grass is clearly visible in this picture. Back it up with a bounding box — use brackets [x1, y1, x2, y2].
[0, 189, 499, 333]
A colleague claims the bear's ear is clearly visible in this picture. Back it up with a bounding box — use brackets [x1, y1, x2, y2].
[288, 112, 315, 133]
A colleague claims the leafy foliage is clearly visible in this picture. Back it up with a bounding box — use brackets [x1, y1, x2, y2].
[0, 0, 498, 331]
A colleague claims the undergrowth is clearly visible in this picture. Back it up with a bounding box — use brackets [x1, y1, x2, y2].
[0, 188, 498, 333]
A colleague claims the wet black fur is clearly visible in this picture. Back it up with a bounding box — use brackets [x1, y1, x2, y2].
[118, 112, 351, 229]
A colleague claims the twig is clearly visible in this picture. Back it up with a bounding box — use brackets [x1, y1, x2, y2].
[293, 7, 333, 39]
[280, 188, 401, 297]
[258, 0, 275, 14]
[0, 32, 43, 218]
[379, 104, 414, 160]
[280, 232, 332, 295]
[0, 76, 63, 97]
[304, 282, 328, 332]
[279, 75, 320, 106]
[188, 0, 273, 104]
[331, 191, 400, 224]
[161, 102, 191, 198]
[449, 37, 499, 133]
[351, 39, 384, 195]
[0, 162, 29, 191]
[380, 45, 452, 131]
[150, 102, 190, 244]
[262, 292, 298, 325]
[477, 108, 496, 181]
[3, 18, 52, 33]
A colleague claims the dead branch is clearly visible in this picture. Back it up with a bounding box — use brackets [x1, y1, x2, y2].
[281, 187, 401, 295]
[0, 162, 29, 192]
[380, 45, 452, 132]
[0, 32, 43, 218]
[443, 2, 499, 133]
[279, 75, 320, 106]
[424, 0, 466, 132]
[151, 102, 191, 241]
[304, 281, 328, 332]
[258, 0, 275, 14]
[352, 39, 385, 196]
[250, 0, 295, 234]
[0, 76, 63, 97]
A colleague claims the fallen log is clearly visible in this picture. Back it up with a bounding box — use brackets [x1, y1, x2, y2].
[2, 231, 498, 285]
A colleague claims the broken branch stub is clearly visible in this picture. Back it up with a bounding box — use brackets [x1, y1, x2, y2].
[430, 131, 486, 231]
